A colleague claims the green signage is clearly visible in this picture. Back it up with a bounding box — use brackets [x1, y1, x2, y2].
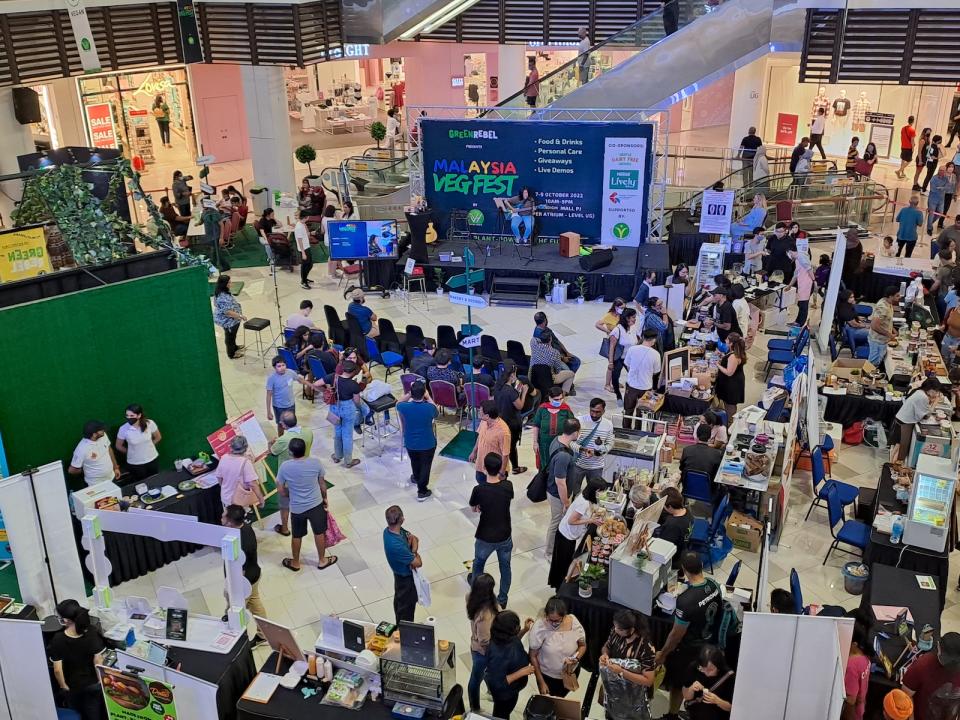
[613, 223, 631, 239]
[99, 667, 178, 720]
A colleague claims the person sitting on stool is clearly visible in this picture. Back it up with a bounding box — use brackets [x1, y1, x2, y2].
[505, 187, 536, 245]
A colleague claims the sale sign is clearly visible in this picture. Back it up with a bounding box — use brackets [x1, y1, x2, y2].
[775, 113, 799, 147]
[86, 102, 117, 149]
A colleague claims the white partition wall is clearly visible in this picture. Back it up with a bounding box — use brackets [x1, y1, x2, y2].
[816, 230, 847, 352]
[0, 617, 58, 719]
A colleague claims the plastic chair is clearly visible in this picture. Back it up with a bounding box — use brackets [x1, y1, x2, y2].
[365, 337, 403, 380]
[682, 470, 714, 505]
[480, 335, 505, 363]
[345, 313, 368, 360]
[337, 263, 362, 288]
[278, 347, 300, 374]
[506, 340, 530, 375]
[688, 494, 730, 572]
[283, 327, 297, 342]
[462, 382, 490, 427]
[828, 332, 839, 361]
[377, 318, 406, 358]
[805, 446, 859, 521]
[854, 304, 873, 318]
[323, 305, 348, 348]
[822, 484, 870, 565]
[725, 559, 742, 588]
[764, 347, 795, 380]
[437, 325, 458, 351]
[789, 569, 805, 614]
[400, 373, 421, 395]
[843, 326, 869, 359]
[529, 364, 555, 399]
[821, 435, 835, 474]
[429, 380, 460, 418]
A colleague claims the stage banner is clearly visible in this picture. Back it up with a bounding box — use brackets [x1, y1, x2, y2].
[0, 226, 53, 283]
[99, 666, 178, 720]
[421, 118, 654, 245]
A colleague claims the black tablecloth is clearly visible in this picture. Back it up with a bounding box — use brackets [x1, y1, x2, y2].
[668, 212, 745, 270]
[556, 582, 673, 673]
[236, 653, 465, 720]
[865, 464, 949, 609]
[170, 634, 256, 720]
[662, 393, 712, 418]
[820, 391, 902, 429]
[74, 468, 223, 586]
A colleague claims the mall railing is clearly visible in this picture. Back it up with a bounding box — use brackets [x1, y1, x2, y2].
[127, 176, 247, 225]
[494, 0, 718, 110]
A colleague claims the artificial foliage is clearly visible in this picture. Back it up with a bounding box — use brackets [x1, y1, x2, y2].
[295, 144, 318, 175]
[370, 121, 387, 148]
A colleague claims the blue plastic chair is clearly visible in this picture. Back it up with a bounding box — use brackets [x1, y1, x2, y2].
[805, 446, 859, 521]
[854, 304, 873, 318]
[822, 484, 870, 565]
[764, 347, 795, 380]
[714, 410, 728, 426]
[789, 568, 805, 614]
[725, 559, 742, 588]
[828, 332, 839, 361]
[689, 494, 731, 572]
[365, 337, 403, 380]
[277, 346, 299, 372]
[682, 470, 714, 505]
[842, 326, 869, 359]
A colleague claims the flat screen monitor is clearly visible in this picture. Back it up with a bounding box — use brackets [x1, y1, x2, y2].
[328, 219, 399, 260]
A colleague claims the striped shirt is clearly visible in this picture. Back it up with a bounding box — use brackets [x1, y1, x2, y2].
[572, 415, 614, 471]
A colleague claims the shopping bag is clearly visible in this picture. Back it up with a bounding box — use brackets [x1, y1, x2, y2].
[412, 568, 432, 607]
[325, 510, 347, 548]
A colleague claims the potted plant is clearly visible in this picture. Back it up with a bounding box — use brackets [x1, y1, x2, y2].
[579, 563, 606, 589]
[295, 144, 318, 179]
[370, 121, 387, 149]
[575, 275, 587, 303]
[578, 577, 593, 598]
[541, 272, 552, 301]
[433, 267, 445, 295]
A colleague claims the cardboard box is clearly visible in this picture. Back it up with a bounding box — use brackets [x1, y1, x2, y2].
[829, 359, 877, 382]
[725, 510, 763, 552]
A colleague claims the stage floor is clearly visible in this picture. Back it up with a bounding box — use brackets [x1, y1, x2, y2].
[398, 240, 639, 302]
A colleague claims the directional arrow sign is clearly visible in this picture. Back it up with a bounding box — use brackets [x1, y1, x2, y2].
[449, 292, 487, 308]
[464, 247, 476, 266]
[446, 269, 484, 289]
[460, 334, 482, 348]
[461, 323, 483, 336]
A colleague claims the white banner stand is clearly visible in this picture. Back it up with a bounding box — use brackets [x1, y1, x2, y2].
[816, 229, 847, 352]
[0, 616, 58, 719]
[80, 508, 249, 634]
[115, 650, 220, 720]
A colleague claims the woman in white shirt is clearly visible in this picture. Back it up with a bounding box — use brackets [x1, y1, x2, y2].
[742, 232, 767, 275]
[547, 481, 601, 589]
[731, 284, 752, 347]
[607, 308, 638, 399]
[529, 596, 587, 698]
[115, 404, 162, 480]
[892, 378, 943, 462]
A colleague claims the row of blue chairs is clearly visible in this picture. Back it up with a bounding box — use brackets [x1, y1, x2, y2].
[804, 437, 870, 565]
[764, 326, 810, 380]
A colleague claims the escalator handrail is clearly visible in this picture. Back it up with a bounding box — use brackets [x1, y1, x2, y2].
[490, 0, 681, 110]
[341, 154, 409, 174]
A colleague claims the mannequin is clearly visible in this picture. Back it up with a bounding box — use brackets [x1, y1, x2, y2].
[811, 87, 830, 118]
[852, 91, 871, 133]
[832, 89, 851, 123]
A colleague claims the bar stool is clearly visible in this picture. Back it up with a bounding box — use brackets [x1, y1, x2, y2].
[403, 266, 428, 312]
[242, 317, 272, 367]
[361, 394, 400, 456]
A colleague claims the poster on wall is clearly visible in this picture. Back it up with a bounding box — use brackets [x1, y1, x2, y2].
[775, 113, 799, 147]
[698, 190, 735, 235]
[0, 227, 53, 283]
[420, 119, 654, 244]
[85, 103, 118, 149]
[98, 666, 178, 720]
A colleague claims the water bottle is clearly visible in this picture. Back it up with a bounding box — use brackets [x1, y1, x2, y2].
[890, 514, 904, 545]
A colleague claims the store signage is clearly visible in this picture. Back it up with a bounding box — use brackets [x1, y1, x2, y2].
[449, 292, 487, 308]
[98, 666, 178, 720]
[775, 113, 798, 147]
[64, 0, 102, 73]
[601, 136, 649, 246]
[329, 44, 371, 59]
[176, 0, 204, 64]
[864, 111, 895, 126]
[133, 73, 174, 100]
[451, 77, 464, 88]
[85, 103, 117, 149]
[129, 109, 148, 117]
[699, 190, 735, 235]
[0, 227, 53, 283]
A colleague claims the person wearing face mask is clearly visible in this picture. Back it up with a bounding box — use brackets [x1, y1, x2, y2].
[765, 222, 796, 279]
[529, 596, 587, 696]
[596, 298, 626, 334]
[529, 387, 575, 471]
[115, 403, 162, 480]
[69, 420, 120, 485]
[607, 307, 639, 400]
[599, 610, 657, 720]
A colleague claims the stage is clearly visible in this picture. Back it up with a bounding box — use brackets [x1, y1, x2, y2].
[398, 240, 639, 303]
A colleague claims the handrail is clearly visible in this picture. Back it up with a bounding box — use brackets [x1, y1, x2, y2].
[492, 0, 684, 110]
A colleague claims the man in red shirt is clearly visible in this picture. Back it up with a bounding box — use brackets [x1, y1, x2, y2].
[902, 632, 960, 720]
[897, 115, 916, 179]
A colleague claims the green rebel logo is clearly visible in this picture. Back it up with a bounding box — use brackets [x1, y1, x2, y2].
[609, 169, 639, 190]
[612, 223, 630, 239]
[467, 209, 485, 226]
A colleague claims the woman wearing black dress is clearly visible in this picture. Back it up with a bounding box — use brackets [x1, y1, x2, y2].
[494, 361, 530, 475]
[715, 333, 747, 420]
[764, 222, 795, 281]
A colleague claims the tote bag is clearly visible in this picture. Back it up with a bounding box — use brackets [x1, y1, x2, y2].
[231, 459, 261, 506]
[412, 568, 432, 607]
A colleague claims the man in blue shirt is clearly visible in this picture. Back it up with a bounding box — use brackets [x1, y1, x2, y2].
[397, 381, 439, 501]
[265, 356, 311, 431]
[383, 505, 422, 624]
[633, 270, 656, 308]
[895, 196, 924, 258]
[346, 289, 379, 337]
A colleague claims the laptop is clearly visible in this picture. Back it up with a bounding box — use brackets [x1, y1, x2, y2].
[399, 620, 436, 667]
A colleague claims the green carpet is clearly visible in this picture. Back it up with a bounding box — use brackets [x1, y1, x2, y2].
[0, 562, 20, 602]
[439, 430, 478, 461]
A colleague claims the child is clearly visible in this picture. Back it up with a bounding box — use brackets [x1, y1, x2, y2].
[813, 254, 831, 307]
[880, 235, 897, 257]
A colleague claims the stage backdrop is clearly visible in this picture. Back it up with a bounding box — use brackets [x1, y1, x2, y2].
[421, 119, 654, 246]
[0, 266, 227, 486]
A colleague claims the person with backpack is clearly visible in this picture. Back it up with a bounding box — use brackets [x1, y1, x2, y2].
[528, 387, 576, 470]
[901, 632, 960, 720]
[657, 552, 730, 720]
[542, 418, 579, 558]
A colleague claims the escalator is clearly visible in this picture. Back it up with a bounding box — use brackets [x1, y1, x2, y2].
[320, 150, 412, 220]
[495, 0, 805, 112]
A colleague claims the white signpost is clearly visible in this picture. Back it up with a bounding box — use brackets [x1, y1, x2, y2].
[449, 292, 488, 308]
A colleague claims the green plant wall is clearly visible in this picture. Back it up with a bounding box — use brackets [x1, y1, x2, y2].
[0, 266, 226, 488]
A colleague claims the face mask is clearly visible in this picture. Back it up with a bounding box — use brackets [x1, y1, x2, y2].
[615, 307, 623, 315]
[127, 418, 138, 425]
[919, 636, 934, 652]
[550, 400, 562, 408]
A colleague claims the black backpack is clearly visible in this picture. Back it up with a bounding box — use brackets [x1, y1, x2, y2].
[526, 444, 573, 503]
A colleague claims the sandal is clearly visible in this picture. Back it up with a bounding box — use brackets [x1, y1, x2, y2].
[318, 556, 339, 570]
[282, 558, 301, 572]
[345, 459, 361, 469]
[511, 466, 528, 475]
[274, 524, 290, 536]
[331, 454, 342, 464]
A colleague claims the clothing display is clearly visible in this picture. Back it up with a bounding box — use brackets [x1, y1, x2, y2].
[852, 94, 871, 132]
[811, 91, 830, 118]
[832, 95, 851, 118]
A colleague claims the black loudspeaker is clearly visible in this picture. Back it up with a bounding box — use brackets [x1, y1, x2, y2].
[579, 248, 613, 271]
[12, 87, 41, 125]
[637, 242, 671, 271]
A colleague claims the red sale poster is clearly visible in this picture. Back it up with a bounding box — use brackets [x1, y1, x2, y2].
[85, 103, 117, 149]
[775, 113, 799, 146]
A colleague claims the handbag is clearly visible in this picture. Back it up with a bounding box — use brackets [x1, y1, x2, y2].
[599, 330, 625, 362]
[231, 460, 261, 507]
[325, 510, 347, 547]
[854, 158, 874, 177]
[326, 377, 341, 426]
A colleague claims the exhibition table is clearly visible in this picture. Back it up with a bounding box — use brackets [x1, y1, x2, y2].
[820, 390, 902, 429]
[236, 653, 465, 720]
[865, 464, 950, 609]
[668, 212, 744, 269]
[661, 392, 712, 418]
[73, 468, 223, 585]
[171, 634, 257, 720]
